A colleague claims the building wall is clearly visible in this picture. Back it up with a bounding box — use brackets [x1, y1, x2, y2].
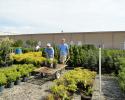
[1, 32, 125, 49]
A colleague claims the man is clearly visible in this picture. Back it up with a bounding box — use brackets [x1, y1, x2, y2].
[59, 38, 69, 64]
[45, 43, 54, 60]
[45, 43, 54, 68]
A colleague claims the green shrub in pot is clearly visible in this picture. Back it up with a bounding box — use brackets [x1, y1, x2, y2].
[0, 73, 7, 92]
[6, 71, 17, 82]
[53, 59, 58, 68]
[14, 71, 21, 85]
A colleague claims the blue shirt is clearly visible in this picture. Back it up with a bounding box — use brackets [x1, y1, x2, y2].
[45, 47, 54, 58]
[59, 43, 69, 56]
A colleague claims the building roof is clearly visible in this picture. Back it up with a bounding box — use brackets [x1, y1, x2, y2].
[0, 31, 125, 36]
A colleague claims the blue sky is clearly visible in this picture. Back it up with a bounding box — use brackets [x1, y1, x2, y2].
[0, 0, 125, 34]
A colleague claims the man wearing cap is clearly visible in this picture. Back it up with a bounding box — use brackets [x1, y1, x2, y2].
[45, 43, 54, 60]
[59, 38, 69, 64]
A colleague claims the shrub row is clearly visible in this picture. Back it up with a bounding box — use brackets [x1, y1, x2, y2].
[10, 45, 125, 74]
[66, 45, 125, 74]
[10, 52, 46, 66]
[47, 68, 96, 100]
[118, 58, 125, 93]
[0, 64, 35, 87]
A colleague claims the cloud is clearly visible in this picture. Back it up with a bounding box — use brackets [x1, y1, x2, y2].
[0, 0, 125, 33]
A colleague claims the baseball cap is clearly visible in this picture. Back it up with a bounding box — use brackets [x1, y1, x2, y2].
[47, 43, 51, 47]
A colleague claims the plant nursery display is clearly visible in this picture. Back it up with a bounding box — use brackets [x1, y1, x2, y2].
[48, 68, 96, 100]
[0, 64, 35, 91]
[0, 73, 7, 92]
[10, 52, 46, 66]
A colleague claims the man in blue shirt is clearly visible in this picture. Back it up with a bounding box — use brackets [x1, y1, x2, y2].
[45, 43, 54, 67]
[59, 38, 69, 64]
[45, 43, 54, 59]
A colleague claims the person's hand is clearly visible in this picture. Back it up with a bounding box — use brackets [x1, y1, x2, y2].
[67, 54, 70, 59]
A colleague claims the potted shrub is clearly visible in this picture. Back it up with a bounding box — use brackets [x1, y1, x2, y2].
[22, 73, 29, 82]
[6, 71, 17, 88]
[20, 66, 29, 82]
[27, 64, 35, 76]
[14, 71, 21, 85]
[0, 73, 7, 92]
[46, 59, 53, 67]
[53, 59, 58, 68]
[80, 87, 93, 100]
[40, 58, 46, 67]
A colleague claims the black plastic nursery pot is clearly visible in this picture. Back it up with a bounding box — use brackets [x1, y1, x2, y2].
[81, 93, 92, 100]
[40, 61, 45, 67]
[7, 82, 14, 88]
[0, 85, 5, 92]
[47, 63, 51, 67]
[53, 63, 57, 68]
[15, 79, 21, 85]
[22, 77, 28, 82]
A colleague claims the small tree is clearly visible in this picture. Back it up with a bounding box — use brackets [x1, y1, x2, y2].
[26, 40, 38, 48]
[0, 37, 14, 66]
[13, 40, 23, 47]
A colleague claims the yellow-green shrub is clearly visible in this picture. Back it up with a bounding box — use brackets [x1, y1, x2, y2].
[51, 68, 96, 99]
[10, 52, 46, 66]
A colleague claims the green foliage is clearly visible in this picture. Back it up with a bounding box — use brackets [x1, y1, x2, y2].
[50, 68, 96, 99]
[13, 40, 23, 47]
[118, 58, 125, 92]
[6, 71, 17, 83]
[0, 37, 14, 66]
[51, 85, 67, 98]
[0, 64, 35, 83]
[0, 73, 7, 86]
[53, 59, 58, 64]
[66, 45, 98, 68]
[10, 52, 46, 66]
[17, 64, 35, 77]
[67, 84, 77, 92]
[46, 94, 54, 100]
[26, 40, 38, 48]
[53, 45, 60, 61]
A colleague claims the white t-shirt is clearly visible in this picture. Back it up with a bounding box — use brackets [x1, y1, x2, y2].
[36, 45, 40, 50]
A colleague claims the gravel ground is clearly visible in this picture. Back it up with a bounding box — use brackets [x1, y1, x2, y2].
[0, 70, 68, 100]
[92, 75, 125, 100]
[1, 73, 124, 100]
[0, 77, 54, 100]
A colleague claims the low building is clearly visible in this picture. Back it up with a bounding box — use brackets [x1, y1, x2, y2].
[0, 31, 125, 49]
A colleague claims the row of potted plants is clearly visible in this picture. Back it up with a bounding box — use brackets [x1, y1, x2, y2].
[0, 64, 35, 92]
[46, 68, 96, 100]
[10, 52, 46, 66]
[65, 45, 125, 74]
[10, 52, 58, 68]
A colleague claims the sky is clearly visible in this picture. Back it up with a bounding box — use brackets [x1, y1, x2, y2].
[0, 0, 125, 34]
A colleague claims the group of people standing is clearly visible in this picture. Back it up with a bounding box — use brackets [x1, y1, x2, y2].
[42, 38, 69, 64]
